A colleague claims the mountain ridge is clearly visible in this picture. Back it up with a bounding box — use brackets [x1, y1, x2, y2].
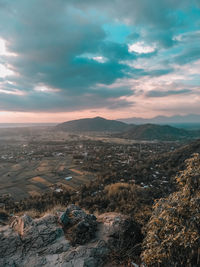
[56, 116, 131, 132]
[56, 117, 200, 140]
[119, 114, 200, 125]
[114, 123, 195, 141]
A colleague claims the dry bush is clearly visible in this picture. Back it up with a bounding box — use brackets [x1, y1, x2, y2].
[142, 153, 200, 266]
[15, 209, 42, 219]
[105, 183, 135, 197]
[108, 218, 143, 266]
[15, 204, 66, 219]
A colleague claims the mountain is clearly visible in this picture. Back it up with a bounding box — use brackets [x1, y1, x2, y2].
[115, 124, 195, 141]
[56, 116, 130, 132]
[56, 117, 200, 140]
[120, 114, 200, 129]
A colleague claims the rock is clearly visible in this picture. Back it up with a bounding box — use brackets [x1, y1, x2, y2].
[0, 205, 141, 267]
[65, 204, 82, 213]
[59, 211, 70, 227]
[60, 204, 97, 245]
[0, 226, 22, 258]
[63, 240, 109, 267]
[10, 214, 33, 236]
[67, 218, 96, 245]
[22, 214, 64, 251]
[0, 210, 9, 225]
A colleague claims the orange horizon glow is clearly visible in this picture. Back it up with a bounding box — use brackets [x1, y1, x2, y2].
[0, 109, 197, 124]
[0, 111, 152, 123]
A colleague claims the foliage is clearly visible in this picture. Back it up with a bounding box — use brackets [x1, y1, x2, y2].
[108, 218, 143, 265]
[105, 182, 131, 197]
[142, 153, 200, 266]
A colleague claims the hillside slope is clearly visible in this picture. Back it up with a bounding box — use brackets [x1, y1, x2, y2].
[115, 123, 195, 141]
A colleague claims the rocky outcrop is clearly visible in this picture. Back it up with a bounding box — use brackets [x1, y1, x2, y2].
[58, 204, 97, 245]
[0, 205, 141, 267]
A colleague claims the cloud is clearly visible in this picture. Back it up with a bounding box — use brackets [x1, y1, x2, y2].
[173, 47, 200, 65]
[146, 89, 191, 97]
[69, 0, 200, 47]
[0, 0, 199, 115]
[0, 90, 134, 112]
[128, 42, 156, 54]
[0, 0, 138, 111]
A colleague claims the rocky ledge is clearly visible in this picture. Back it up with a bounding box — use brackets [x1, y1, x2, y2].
[0, 205, 142, 267]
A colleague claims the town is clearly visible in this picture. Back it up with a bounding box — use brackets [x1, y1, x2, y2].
[0, 126, 182, 209]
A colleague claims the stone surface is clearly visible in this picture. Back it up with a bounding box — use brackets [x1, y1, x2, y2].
[0, 206, 140, 267]
[0, 210, 9, 225]
[10, 214, 33, 236]
[60, 204, 97, 245]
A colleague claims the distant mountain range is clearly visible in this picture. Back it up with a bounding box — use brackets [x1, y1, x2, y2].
[56, 116, 200, 141]
[119, 114, 200, 126]
[56, 117, 130, 132]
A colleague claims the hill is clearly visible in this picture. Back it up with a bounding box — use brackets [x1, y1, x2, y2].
[115, 123, 195, 141]
[56, 116, 130, 132]
[151, 139, 200, 173]
[56, 117, 200, 140]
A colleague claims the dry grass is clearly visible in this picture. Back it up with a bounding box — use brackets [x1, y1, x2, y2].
[28, 190, 41, 197]
[16, 204, 67, 219]
[105, 183, 133, 197]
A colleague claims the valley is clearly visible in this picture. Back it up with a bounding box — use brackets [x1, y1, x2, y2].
[0, 124, 184, 204]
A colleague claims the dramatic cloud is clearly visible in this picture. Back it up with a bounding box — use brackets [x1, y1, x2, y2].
[0, 0, 199, 120]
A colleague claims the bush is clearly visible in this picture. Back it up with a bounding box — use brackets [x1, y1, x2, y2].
[142, 153, 200, 266]
[105, 182, 132, 197]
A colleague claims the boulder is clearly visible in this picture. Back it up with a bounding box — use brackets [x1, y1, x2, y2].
[60, 204, 97, 245]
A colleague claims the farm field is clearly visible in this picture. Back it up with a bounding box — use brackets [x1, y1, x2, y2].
[0, 126, 182, 202]
[0, 156, 95, 200]
[0, 127, 96, 201]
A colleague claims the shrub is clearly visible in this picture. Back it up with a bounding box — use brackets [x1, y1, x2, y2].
[104, 182, 132, 197]
[142, 153, 200, 266]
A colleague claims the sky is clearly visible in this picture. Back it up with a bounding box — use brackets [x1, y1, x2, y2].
[0, 0, 200, 123]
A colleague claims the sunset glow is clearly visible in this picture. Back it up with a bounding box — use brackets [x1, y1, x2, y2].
[0, 0, 199, 123]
